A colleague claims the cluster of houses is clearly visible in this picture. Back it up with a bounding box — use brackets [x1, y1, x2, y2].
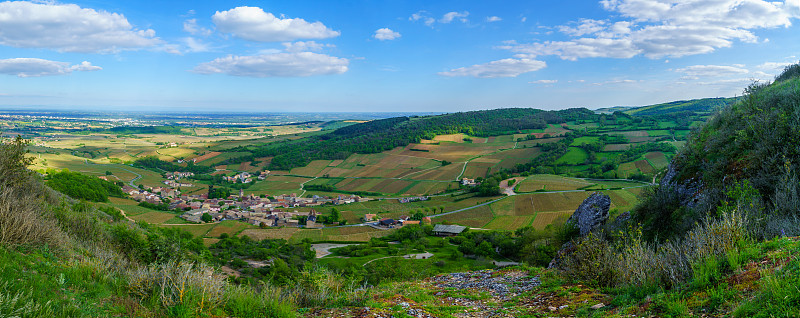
[166, 171, 194, 180]
[398, 196, 429, 203]
[163, 171, 194, 187]
[119, 184, 368, 226]
[365, 213, 433, 229]
[461, 178, 478, 186]
[223, 172, 254, 183]
[222, 171, 270, 183]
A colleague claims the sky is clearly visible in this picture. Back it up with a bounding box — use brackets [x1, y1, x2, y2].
[0, 0, 799, 113]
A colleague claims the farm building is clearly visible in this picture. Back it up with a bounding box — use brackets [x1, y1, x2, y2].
[433, 224, 467, 236]
[379, 218, 396, 226]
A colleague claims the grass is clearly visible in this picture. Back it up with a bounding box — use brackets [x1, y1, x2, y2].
[157, 223, 216, 238]
[239, 226, 393, 243]
[129, 211, 178, 224]
[516, 174, 594, 192]
[206, 220, 256, 238]
[555, 147, 588, 165]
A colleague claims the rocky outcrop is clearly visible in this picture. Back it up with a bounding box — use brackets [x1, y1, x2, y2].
[659, 164, 706, 210]
[548, 193, 612, 269]
[567, 192, 611, 236]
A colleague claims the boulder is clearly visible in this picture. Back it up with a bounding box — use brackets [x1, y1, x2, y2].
[567, 192, 611, 236]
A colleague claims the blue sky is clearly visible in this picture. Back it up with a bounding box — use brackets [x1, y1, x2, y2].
[0, 0, 798, 113]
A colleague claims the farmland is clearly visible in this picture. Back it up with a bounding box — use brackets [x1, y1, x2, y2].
[5, 106, 705, 237]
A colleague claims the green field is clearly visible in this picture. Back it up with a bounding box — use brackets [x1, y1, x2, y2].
[554, 147, 588, 165]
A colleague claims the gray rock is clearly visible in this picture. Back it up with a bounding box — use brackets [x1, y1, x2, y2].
[607, 211, 631, 231]
[567, 192, 611, 236]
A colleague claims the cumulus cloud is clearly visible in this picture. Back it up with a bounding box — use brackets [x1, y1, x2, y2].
[0, 1, 160, 53]
[183, 18, 212, 36]
[675, 64, 749, 79]
[487, 16, 502, 22]
[503, 0, 800, 60]
[440, 11, 469, 23]
[213, 6, 340, 42]
[0, 58, 101, 77]
[193, 52, 348, 77]
[438, 58, 546, 78]
[374, 28, 401, 40]
[500, 38, 641, 61]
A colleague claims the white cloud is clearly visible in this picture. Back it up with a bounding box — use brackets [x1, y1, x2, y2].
[696, 78, 755, 85]
[410, 11, 469, 25]
[675, 64, 749, 79]
[486, 16, 502, 22]
[0, 1, 160, 53]
[503, 0, 800, 60]
[530, 79, 557, 84]
[558, 19, 606, 36]
[182, 37, 211, 53]
[282, 41, 333, 52]
[440, 11, 469, 23]
[593, 79, 638, 85]
[758, 61, 795, 70]
[212, 6, 340, 42]
[0, 58, 101, 77]
[183, 18, 212, 36]
[193, 52, 348, 77]
[410, 12, 435, 26]
[374, 28, 401, 40]
[438, 58, 546, 78]
[500, 38, 641, 61]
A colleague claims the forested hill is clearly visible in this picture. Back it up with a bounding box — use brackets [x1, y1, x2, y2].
[233, 108, 597, 170]
[634, 63, 800, 240]
[621, 97, 739, 117]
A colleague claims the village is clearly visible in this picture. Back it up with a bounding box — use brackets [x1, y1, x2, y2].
[120, 179, 376, 226]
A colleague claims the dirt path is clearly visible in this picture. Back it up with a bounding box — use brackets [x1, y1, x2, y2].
[362, 251, 434, 267]
[499, 177, 524, 196]
[311, 243, 354, 258]
[116, 208, 136, 223]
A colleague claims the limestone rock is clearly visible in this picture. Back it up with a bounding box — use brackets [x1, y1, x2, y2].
[567, 192, 611, 236]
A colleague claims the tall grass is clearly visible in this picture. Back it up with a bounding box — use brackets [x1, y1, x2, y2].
[126, 260, 226, 314]
[0, 186, 63, 246]
[0, 282, 56, 318]
[291, 265, 369, 308]
[562, 211, 748, 289]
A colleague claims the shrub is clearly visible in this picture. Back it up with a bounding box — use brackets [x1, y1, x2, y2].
[223, 284, 296, 318]
[0, 185, 62, 247]
[126, 260, 226, 314]
[562, 211, 748, 290]
[291, 265, 368, 308]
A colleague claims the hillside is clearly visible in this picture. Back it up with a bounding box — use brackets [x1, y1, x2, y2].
[226, 108, 597, 170]
[623, 97, 739, 117]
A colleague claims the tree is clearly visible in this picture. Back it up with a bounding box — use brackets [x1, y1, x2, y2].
[0, 136, 33, 187]
[476, 241, 494, 257]
[201, 213, 212, 223]
[329, 208, 341, 224]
